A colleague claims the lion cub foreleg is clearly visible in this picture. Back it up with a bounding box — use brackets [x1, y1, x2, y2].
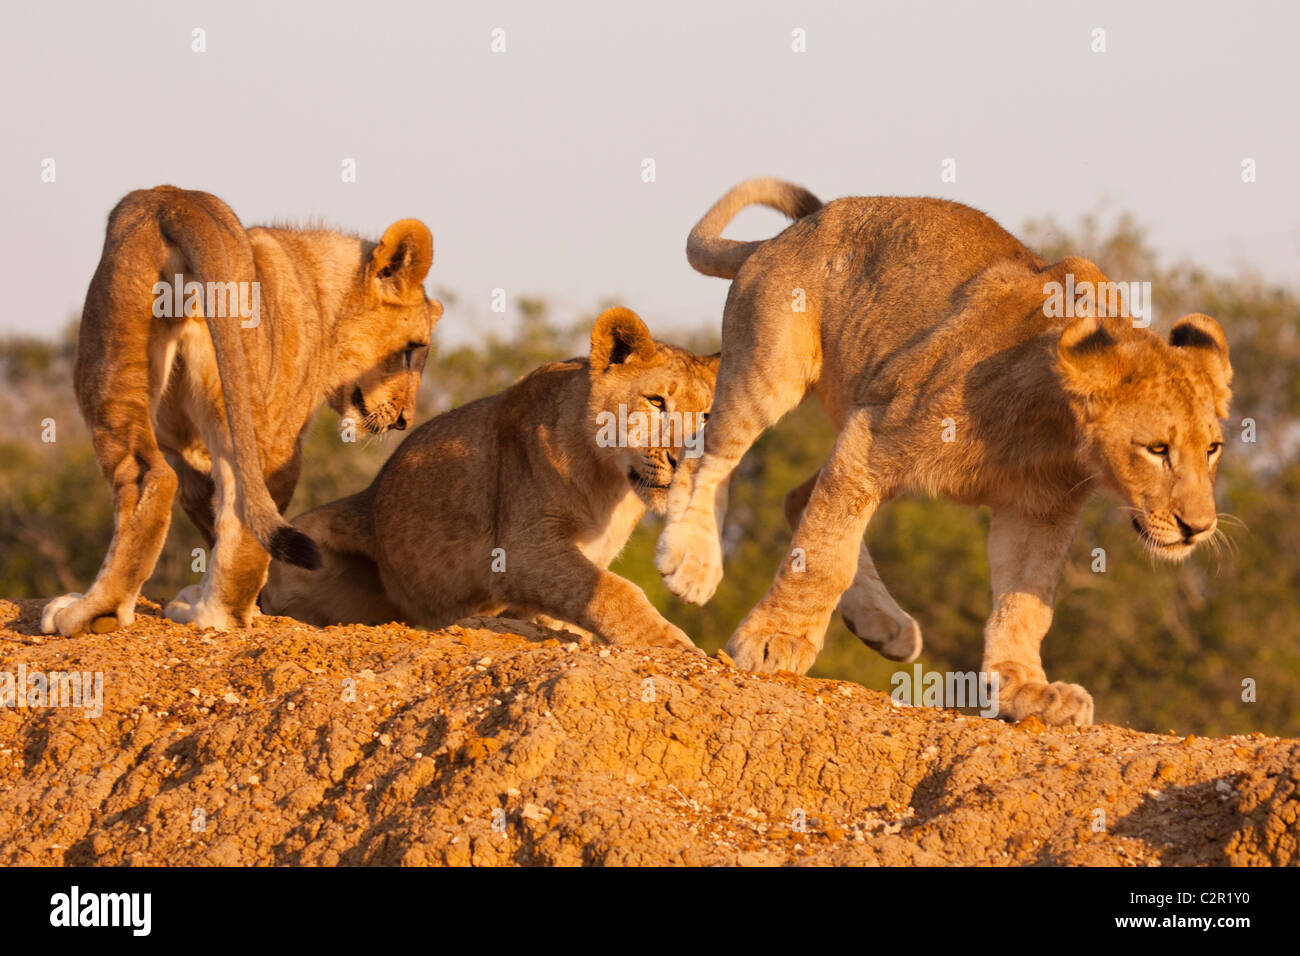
[981, 508, 1093, 726]
[503, 546, 701, 654]
[657, 290, 817, 605]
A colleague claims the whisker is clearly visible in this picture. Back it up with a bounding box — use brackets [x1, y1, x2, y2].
[1215, 512, 1251, 534]
[1065, 474, 1099, 497]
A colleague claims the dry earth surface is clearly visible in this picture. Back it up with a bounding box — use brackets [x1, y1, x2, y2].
[0, 597, 1295, 866]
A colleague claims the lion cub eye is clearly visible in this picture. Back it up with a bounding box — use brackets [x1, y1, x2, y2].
[645, 395, 667, 410]
[1207, 442, 1223, 458]
[403, 341, 426, 370]
[1145, 443, 1169, 457]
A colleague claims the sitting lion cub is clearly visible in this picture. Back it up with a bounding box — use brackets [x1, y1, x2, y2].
[657, 178, 1233, 726]
[42, 186, 441, 636]
[262, 307, 716, 652]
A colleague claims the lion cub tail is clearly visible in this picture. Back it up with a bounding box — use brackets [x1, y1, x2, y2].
[157, 192, 323, 570]
[686, 178, 823, 279]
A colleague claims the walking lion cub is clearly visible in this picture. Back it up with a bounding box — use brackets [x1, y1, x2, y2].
[262, 307, 716, 652]
[657, 179, 1233, 726]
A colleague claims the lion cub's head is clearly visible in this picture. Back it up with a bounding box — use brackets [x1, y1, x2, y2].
[586, 307, 719, 513]
[1057, 312, 1233, 560]
[328, 219, 443, 434]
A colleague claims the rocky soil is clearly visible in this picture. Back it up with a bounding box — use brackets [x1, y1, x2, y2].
[0, 597, 1294, 865]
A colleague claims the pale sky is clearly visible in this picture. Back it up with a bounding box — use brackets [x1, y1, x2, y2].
[1, 0, 1296, 347]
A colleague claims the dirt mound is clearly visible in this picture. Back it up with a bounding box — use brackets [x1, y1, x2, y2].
[0, 598, 1294, 865]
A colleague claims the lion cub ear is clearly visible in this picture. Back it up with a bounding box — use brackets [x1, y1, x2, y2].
[1170, 313, 1232, 416]
[698, 351, 722, 378]
[1057, 314, 1122, 393]
[591, 307, 658, 369]
[368, 219, 434, 304]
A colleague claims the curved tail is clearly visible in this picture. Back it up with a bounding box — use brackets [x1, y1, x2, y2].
[686, 178, 823, 279]
[157, 192, 322, 570]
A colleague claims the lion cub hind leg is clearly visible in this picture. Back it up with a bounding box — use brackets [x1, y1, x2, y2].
[263, 546, 400, 627]
[836, 549, 923, 663]
[728, 413, 879, 673]
[42, 380, 179, 637]
[783, 470, 921, 662]
[657, 285, 818, 605]
[260, 498, 401, 627]
[981, 508, 1093, 726]
[164, 457, 266, 630]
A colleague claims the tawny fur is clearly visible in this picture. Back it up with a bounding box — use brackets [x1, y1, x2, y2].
[262, 308, 718, 652]
[42, 186, 441, 636]
[657, 179, 1233, 726]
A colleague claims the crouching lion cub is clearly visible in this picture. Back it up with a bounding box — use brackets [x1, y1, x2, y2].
[262, 307, 717, 653]
[657, 178, 1233, 726]
[41, 186, 441, 636]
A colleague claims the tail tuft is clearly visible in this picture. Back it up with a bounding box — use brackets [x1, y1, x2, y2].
[270, 526, 323, 570]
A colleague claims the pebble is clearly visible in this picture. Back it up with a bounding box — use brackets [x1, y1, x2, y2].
[520, 803, 550, 822]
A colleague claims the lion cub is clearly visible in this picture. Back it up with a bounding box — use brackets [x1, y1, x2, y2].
[42, 186, 441, 636]
[262, 307, 716, 652]
[658, 178, 1233, 726]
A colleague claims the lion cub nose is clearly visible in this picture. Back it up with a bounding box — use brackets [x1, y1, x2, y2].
[393, 412, 408, 431]
[1175, 513, 1214, 541]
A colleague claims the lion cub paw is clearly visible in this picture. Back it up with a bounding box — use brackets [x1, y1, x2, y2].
[642, 620, 706, 656]
[655, 516, 724, 605]
[41, 593, 87, 635]
[839, 604, 923, 663]
[41, 593, 132, 636]
[726, 612, 820, 674]
[164, 586, 243, 631]
[995, 676, 1094, 727]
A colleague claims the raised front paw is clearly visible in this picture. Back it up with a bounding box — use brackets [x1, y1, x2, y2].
[726, 609, 821, 674]
[655, 515, 723, 605]
[991, 668, 1094, 726]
